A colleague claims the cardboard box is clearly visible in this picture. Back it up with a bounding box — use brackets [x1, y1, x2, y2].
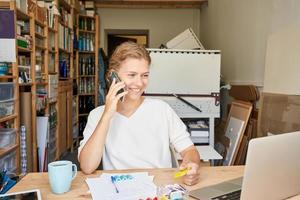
[258, 92, 300, 137]
[166, 28, 205, 50]
[36, 5, 46, 22]
[27, 0, 36, 14]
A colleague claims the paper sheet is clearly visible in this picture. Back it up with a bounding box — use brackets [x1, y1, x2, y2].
[86, 172, 157, 200]
[0, 39, 16, 62]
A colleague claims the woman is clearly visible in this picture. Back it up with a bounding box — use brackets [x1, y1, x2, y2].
[78, 42, 201, 185]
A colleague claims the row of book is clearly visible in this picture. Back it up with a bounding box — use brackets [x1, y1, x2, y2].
[79, 1, 95, 17]
[59, 57, 70, 78]
[79, 96, 95, 114]
[79, 56, 95, 75]
[58, 24, 72, 52]
[78, 33, 94, 51]
[78, 78, 95, 94]
[79, 18, 95, 31]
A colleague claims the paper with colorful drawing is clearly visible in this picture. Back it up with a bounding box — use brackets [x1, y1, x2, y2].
[85, 172, 157, 200]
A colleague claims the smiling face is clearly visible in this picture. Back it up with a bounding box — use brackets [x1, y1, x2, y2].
[117, 58, 150, 101]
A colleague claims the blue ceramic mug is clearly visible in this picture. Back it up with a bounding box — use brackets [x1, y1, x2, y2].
[48, 160, 77, 194]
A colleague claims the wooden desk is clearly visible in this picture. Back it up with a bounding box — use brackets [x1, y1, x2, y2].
[8, 166, 300, 200]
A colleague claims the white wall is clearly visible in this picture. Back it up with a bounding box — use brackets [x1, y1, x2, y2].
[97, 8, 200, 52]
[264, 26, 300, 95]
[200, 0, 300, 88]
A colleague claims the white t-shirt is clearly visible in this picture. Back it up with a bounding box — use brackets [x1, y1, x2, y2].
[78, 98, 193, 170]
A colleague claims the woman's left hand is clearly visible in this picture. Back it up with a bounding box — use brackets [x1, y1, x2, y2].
[179, 161, 200, 186]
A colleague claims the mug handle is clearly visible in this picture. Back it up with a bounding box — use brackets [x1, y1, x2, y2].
[72, 164, 77, 180]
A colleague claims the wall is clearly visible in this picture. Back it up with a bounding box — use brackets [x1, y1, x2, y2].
[200, 0, 300, 88]
[97, 8, 200, 52]
[264, 26, 300, 95]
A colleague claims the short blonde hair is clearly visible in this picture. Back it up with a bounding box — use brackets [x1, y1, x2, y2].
[106, 42, 151, 82]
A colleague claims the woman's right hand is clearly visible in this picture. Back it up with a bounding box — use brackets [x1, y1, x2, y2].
[103, 79, 127, 119]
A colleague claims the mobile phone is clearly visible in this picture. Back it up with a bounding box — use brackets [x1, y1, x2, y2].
[109, 71, 126, 101]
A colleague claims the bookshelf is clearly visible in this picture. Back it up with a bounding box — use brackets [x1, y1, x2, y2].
[55, 0, 74, 158]
[1, 0, 85, 174]
[17, 8, 36, 173]
[0, 1, 20, 175]
[77, 14, 99, 141]
[72, 3, 79, 151]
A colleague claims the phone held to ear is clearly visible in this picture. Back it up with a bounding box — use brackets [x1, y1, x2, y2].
[109, 71, 126, 101]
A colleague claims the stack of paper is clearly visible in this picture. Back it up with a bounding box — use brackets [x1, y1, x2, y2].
[86, 172, 157, 200]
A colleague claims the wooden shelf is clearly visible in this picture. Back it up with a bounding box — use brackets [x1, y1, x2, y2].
[49, 99, 57, 104]
[48, 71, 58, 75]
[59, 48, 71, 54]
[78, 93, 95, 96]
[78, 51, 95, 54]
[17, 46, 32, 52]
[0, 75, 16, 79]
[79, 29, 95, 34]
[16, 9, 30, 20]
[78, 75, 95, 78]
[95, 0, 207, 8]
[35, 19, 46, 27]
[0, 144, 19, 157]
[48, 49, 57, 54]
[36, 82, 48, 86]
[19, 82, 33, 86]
[0, 114, 17, 123]
[35, 45, 46, 50]
[79, 14, 95, 19]
[59, 77, 71, 80]
[76, 15, 99, 153]
[35, 32, 46, 39]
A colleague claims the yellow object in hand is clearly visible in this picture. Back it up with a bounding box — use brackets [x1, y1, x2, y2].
[174, 168, 188, 178]
[160, 195, 168, 200]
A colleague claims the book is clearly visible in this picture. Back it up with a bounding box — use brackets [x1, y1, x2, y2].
[190, 130, 209, 137]
[186, 120, 209, 137]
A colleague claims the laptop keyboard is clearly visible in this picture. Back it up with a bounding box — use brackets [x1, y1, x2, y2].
[211, 190, 241, 200]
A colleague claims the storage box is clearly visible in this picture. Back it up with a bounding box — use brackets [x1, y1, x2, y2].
[0, 82, 14, 101]
[36, 5, 46, 23]
[0, 99, 15, 117]
[16, 0, 28, 13]
[27, 0, 36, 14]
[0, 128, 16, 148]
[0, 150, 16, 172]
[166, 28, 205, 50]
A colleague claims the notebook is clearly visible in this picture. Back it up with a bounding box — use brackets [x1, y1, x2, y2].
[189, 131, 300, 200]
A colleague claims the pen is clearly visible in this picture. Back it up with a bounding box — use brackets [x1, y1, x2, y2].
[111, 176, 119, 193]
[172, 94, 202, 113]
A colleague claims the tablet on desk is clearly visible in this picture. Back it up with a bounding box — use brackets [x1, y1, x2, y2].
[0, 189, 42, 200]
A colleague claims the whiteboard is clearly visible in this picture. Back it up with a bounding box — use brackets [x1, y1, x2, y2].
[145, 49, 221, 95]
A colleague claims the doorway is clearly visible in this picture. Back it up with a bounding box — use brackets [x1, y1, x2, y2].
[106, 29, 149, 58]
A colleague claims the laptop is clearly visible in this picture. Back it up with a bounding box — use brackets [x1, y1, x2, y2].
[189, 131, 300, 200]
